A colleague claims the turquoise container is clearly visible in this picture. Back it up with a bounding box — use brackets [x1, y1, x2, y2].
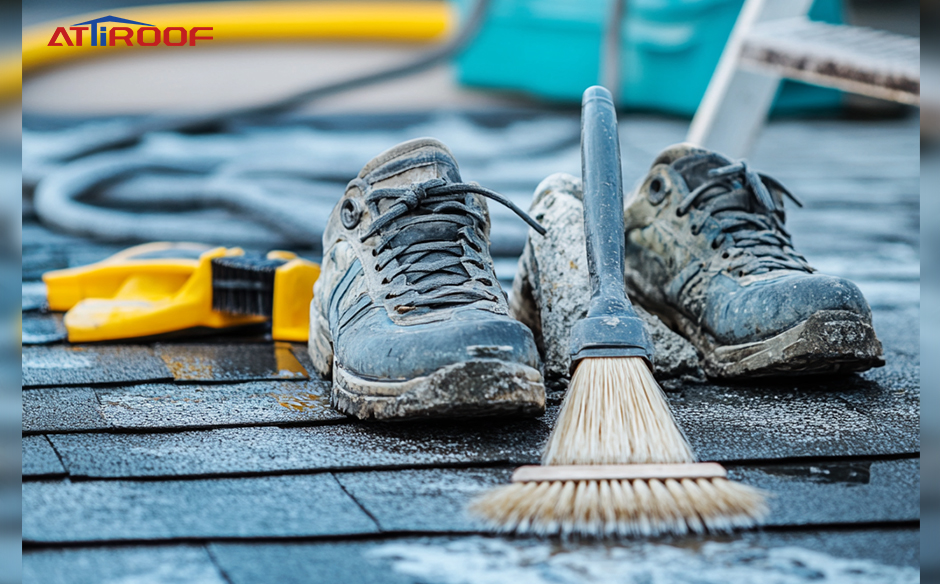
[453, 0, 843, 115]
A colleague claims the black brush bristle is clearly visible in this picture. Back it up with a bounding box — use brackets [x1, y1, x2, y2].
[211, 256, 288, 317]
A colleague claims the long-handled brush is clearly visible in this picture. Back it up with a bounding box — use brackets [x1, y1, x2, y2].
[470, 86, 768, 537]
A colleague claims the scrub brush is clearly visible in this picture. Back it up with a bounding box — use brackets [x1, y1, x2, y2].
[469, 86, 768, 537]
[210, 250, 319, 341]
[44, 243, 318, 343]
[211, 253, 296, 317]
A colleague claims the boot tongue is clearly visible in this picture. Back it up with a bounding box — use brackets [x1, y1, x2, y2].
[385, 198, 472, 284]
[671, 152, 781, 215]
[388, 219, 463, 251]
[671, 153, 734, 192]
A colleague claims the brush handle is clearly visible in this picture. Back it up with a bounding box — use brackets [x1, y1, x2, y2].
[581, 86, 630, 310]
[568, 86, 653, 369]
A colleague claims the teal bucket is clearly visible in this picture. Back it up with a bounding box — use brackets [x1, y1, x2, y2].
[453, 0, 843, 115]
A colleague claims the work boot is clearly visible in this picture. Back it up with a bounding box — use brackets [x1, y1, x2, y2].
[510, 173, 703, 384]
[622, 144, 884, 378]
[309, 138, 546, 420]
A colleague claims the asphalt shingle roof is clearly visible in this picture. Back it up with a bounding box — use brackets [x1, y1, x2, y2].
[22, 111, 920, 583]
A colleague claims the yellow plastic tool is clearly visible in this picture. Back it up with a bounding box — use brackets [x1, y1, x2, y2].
[268, 251, 321, 342]
[43, 242, 319, 342]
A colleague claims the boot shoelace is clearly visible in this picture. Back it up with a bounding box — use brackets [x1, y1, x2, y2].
[360, 178, 546, 312]
[676, 161, 812, 277]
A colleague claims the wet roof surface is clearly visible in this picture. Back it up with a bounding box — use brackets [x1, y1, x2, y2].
[22, 111, 919, 583]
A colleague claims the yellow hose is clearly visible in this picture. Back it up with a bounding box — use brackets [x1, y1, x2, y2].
[0, 54, 19, 102]
[8, 1, 453, 101]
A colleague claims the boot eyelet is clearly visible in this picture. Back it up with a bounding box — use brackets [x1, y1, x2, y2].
[648, 177, 667, 205]
[722, 251, 730, 259]
[341, 199, 361, 229]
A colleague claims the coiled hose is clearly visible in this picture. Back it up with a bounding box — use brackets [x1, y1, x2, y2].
[28, 0, 533, 251]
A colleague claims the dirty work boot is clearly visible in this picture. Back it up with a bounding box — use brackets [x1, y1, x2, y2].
[622, 144, 884, 378]
[510, 173, 703, 385]
[309, 138, 546, 420]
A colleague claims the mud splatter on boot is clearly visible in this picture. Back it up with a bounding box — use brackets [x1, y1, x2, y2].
[510, 172, 703, 386]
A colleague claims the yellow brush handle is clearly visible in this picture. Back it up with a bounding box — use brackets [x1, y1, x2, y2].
[6, 1, 452, 100]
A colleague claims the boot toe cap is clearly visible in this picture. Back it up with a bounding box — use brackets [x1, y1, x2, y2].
[334, 310, 541, 381]
[708, 273, 872, 345]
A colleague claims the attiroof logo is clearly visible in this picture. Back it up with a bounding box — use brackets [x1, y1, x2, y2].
[47, 15, 213, 47]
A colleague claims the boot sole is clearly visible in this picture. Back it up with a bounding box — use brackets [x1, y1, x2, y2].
[332, 359, 545, 421]
[672, 308, 884, 378]
[310, 305, 545, 420]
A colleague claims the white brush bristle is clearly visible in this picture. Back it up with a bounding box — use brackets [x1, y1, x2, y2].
[469, 476, 769, 538]
[469, 357, 770, 537]
[543, 357, 695, 465]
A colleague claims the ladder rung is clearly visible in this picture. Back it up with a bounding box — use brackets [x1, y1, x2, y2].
[740, 18, 919, 104]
